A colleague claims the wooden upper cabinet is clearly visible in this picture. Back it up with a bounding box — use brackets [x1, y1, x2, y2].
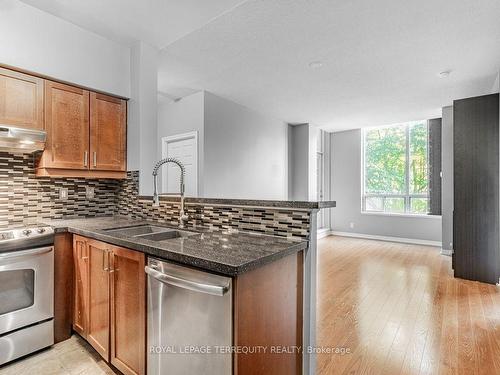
[0, 66, 128, 178]
[0, 67, 44, 130]
[90, 93, 126, 171]
[41, 81, 90, 169]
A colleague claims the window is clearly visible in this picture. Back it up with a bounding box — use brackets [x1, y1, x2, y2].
[362, 121, 429, 215]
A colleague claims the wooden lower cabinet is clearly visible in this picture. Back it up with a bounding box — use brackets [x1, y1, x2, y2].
[72, 236, 145, 375]
[73, 236, 89, 337]
[71, 235, 302, 375]
[54, 233, 74, 343]
[110, 245, 146, 375]
[233, 251, 303, 375]
[87, 239, 111, 359]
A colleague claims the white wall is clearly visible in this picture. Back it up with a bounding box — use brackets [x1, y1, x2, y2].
[308, 125, 319, 201]
[441, 106, 453, 250]
[203, 92, 288, 199]
[157, 91, 205, 195]
[331, 129, 442, 243]
[155, 91, 290, 199]
[492, 72, 499, 92]
[288, 123, 318, 201]
[0, 0, 130, 97]
[288, 124, 309, 200]
[128, 41, 158, 195]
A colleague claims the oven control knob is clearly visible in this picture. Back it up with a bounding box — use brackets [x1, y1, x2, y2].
[37, 228, 46, 234]
[22, 229, 32, 236]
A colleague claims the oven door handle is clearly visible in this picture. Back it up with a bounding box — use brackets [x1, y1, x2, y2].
[0, 246, 53, 260]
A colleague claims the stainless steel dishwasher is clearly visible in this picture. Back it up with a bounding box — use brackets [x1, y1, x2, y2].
[145, 257, 232, 375]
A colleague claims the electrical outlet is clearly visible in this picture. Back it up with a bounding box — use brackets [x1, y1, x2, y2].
[85, 186, 95, 199]
[349, 222, 355, 229]
[59, 188, 68, 200]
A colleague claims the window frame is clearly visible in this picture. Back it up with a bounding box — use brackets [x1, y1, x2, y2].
[361, 122, 430, 216]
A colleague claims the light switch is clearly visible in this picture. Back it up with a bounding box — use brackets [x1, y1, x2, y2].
[59, 188, 68, 200]
[86, 186, 95, 199]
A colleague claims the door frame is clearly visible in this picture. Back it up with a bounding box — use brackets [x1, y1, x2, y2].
[161, 131, 198, 196]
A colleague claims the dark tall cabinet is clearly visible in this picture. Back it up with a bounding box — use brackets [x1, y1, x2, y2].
[453, 93, 499, 284]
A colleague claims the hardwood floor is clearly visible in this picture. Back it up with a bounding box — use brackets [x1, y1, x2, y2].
[316, 236, 500, 375]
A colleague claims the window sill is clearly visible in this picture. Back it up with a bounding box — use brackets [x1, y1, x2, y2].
[361, 211, 442, 219]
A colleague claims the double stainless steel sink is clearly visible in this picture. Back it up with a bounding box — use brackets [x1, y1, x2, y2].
[104, 225, 197, 242]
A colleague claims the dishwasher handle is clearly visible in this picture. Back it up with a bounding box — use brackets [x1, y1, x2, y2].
[145, 266, 230, 296]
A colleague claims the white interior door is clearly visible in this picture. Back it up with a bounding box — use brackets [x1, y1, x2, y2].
[161, 132, 198, 196]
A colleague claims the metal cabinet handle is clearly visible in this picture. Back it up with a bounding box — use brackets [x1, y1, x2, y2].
[80, 245, 88, 260]
[144, 266, 230, 296]
[102, 250, 109, 271]
[108, 251, 118, 273]
[84, 151, 88, 167]
[93, 151, 97, 167]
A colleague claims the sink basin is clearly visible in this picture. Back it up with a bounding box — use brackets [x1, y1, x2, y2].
[104, 225, 197, 241]
[136, 230, 197, 242]
[104, 225, 174, 237]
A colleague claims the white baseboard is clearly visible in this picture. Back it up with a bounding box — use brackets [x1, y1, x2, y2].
[440, 248, 453, 256]
[328, 230, 442, 247]
[317, 228, 331, 239]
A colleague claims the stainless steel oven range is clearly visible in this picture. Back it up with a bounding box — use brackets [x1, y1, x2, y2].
[0, 226, 55, 366]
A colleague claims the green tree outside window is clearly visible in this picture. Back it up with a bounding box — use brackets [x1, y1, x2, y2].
[363, 122, 429, 214]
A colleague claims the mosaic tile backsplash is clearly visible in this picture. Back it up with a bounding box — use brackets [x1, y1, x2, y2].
[116, 172, 310, 239]
[1, 153, 310, 239]
[0, 152, 119, 229]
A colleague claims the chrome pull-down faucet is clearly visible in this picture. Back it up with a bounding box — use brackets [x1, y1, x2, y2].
[152, 158, 189, 228]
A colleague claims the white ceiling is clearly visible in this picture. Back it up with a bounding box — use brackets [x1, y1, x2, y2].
[21, 0, 500, 131]
[19, 0, 247, 48]
[158, 0, 500, 130]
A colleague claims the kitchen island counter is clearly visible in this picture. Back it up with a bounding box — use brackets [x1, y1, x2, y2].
[41, 216, 307, 276]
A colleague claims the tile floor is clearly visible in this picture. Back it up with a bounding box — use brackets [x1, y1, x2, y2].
[0, 335, 116, 375]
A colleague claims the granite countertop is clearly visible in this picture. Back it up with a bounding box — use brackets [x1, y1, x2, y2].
[138, 196, 337, 210]
[41, 216, 307, 276]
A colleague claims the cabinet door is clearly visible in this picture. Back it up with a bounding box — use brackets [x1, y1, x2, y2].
[0, 67, 44, 130]
[54, 233, 74, 344]
[90, 92, 126, 171]
[453, 94, 500, 284]
[87, 239, 111, 360]
[234, 252, 303, 375]
[73, 235, 89, 338]
[43, 81, 90, 169]
[110, 246, 145, 375]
